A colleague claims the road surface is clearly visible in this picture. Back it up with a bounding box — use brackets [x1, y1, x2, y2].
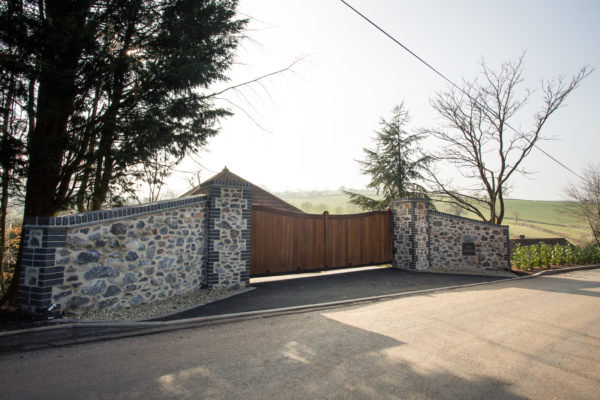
[2, 269, 599, 399]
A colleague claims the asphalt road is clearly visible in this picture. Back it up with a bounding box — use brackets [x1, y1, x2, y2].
[2, 269, 599, 399]
[156, 266, 510, 320]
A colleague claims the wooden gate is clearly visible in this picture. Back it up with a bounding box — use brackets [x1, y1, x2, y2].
[250, 205, 392, 275]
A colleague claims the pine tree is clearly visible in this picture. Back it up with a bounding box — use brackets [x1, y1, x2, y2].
[345, 103, 432, 211]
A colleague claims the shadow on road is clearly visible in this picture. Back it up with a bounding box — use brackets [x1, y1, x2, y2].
[1, 310, 528, 399]
[153, 313, 525, 399]
[520, 273, 600, 299]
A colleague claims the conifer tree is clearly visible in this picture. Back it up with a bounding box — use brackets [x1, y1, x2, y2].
[345, 103, 432, 211]
[0, 0, 247, 306]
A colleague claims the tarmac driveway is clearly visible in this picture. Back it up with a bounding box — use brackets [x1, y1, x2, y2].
[155, 266, 511, 321]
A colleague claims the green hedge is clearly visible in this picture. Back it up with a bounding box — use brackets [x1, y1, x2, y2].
[511, 243, 600, 271]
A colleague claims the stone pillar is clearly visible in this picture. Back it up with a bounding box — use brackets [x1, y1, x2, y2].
[18, 222, 67, 317]
[391, 199, 430, 271]
[206, 179, 252, 289]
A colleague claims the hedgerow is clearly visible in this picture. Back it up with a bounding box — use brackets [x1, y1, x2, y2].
[511, 243, 600, 271]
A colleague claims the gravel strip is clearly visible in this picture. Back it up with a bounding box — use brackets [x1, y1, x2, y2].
[72, 288, 241, 321]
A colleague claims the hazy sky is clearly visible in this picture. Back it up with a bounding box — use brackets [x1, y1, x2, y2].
[169, 0, 600, 201]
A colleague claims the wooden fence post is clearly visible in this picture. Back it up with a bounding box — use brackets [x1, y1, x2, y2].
[323, 211, 329, 268]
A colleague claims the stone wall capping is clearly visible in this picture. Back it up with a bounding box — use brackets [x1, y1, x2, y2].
[22, 195, 209, 229]
[391, 198, 431, 203]
[428, 210, 509, 228]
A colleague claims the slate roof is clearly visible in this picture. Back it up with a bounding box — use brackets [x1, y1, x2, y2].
[181, 167, 303, 213]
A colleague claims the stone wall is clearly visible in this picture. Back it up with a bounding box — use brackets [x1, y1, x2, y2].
[55, 202, 208, 314]
[18, 191, 509, 316]
[428, 212, 510, 274]
[206, 182, 252, 289]
[391, 199, 429, 270]
[18, 178, 252, 316]
[391, 199, 509, 275]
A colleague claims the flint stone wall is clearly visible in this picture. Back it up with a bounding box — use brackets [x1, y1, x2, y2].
[18, 178, 252, 316]
[54, 203, 208, 314]
[428, 212, 510, 274]
[17, 197, 209, 316]
[391, 200, 429, 270]
[392, 199, 509, 274]
[206, 186, 252, 289]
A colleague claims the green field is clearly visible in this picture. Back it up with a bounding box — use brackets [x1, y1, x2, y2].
[275, 190, 593, 245]
[276, 190, 372, 214]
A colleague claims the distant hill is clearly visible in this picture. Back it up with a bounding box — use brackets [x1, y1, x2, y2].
[274, 190, 592, 245]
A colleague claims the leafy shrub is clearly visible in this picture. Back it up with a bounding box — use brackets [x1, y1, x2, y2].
[1, 225, 20, 295]
[511, 242, 600, 271]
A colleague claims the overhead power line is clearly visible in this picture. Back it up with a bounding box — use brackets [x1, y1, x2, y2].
[339, 0, 585, 181]
[339, 0, 461, 93]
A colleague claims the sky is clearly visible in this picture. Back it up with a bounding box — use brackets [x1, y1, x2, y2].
[167, 0, 600, 201]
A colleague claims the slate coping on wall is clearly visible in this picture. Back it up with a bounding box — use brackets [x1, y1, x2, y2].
[392, 198, 509, 229]
[429, 210, 509, 229]
[23, 195, 209, 228]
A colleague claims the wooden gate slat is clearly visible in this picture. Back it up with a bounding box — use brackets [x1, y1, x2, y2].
[250, 206, 392, 276]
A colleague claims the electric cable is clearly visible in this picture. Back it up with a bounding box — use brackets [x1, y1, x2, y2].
[339, 0, 586, 181]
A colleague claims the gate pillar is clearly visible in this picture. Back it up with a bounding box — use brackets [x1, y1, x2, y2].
[391, 199, 430, 271]
[206, 177, 252, 289]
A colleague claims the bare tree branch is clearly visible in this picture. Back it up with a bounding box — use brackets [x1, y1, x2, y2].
[424, 55, 592, 224]
[565, 165, 600, 246]
[204, 57, 304, 99]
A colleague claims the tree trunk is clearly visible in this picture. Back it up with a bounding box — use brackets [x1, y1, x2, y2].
[0, 71, 16, 303]
[2, 1, 92, 307]
[76, 167, 92, 212]
[91, 152, 114, 210]
[88, 7, 139, 210]
[0, 77, 13, 275]
[0, 167, 9, 294]
[23, 1, 92, 217]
